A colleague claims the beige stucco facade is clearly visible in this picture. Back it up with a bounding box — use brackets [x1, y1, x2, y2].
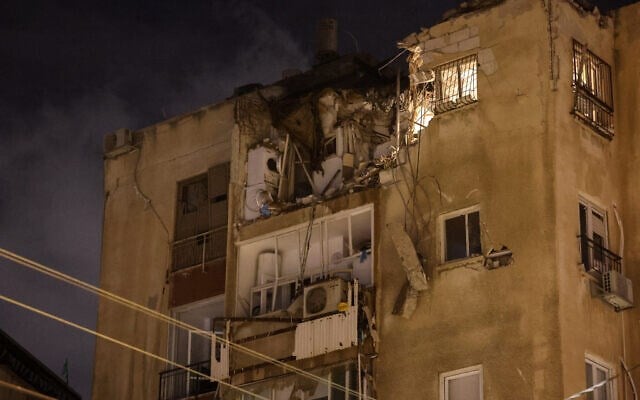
[93, 101, 235, 399]
[93, 1, 639, 399]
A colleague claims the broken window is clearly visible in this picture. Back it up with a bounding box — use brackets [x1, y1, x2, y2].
[442, 207, 481, 262]
[441, 365, 482, 400]
[585, 358, 611, 400]
[434, 54, 478, 114]
[572, 40, 614, 138]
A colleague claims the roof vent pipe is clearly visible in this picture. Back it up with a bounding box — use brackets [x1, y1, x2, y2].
[316, 18, 338, 64]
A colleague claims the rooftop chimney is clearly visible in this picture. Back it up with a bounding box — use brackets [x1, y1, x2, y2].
[316, 18, 338, 64]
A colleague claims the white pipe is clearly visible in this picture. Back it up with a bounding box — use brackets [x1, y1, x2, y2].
[621, 358, 638, 400]
[613, 203, 631, 400]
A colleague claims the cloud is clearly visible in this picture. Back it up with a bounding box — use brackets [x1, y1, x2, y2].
[0, 2, 309, 398]
[0, 91, 134, 398]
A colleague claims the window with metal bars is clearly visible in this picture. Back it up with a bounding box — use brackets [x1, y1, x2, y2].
[572, 40, 614, 139]
[433, 54, 478, 114]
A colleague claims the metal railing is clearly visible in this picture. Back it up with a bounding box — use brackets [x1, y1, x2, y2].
[158, 359, 217, 400]
[172, 228, 227, 272]
[578, 235, 622, 276]
[573, 91, 614, 138]
[572, 40, 614, 138]
[433, 54, 478, 114]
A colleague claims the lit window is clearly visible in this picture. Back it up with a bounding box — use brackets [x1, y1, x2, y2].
[585, 358, 611, 400]
[434, 55, 478, 114]
[442, 207, 482, 262]
[440, 365, 483, 400]
[572, 40, 614, 138]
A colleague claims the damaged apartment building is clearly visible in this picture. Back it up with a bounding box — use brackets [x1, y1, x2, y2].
[93, 1, 640, 399]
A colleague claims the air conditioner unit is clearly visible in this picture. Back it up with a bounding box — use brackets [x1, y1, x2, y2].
[601, 270, 634, 310]
[104, 128, 133, 157]
[303, 278, 348, 319]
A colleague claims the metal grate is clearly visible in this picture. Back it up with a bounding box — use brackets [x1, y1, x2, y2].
[572, 40, 614, 138]
[433, 54, 478, 114]
[578, 235, 622, 276]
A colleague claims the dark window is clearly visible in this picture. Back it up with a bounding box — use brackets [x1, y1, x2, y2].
[445, 215, 467, 261]
[172, 164, 229, 271]
[444, 210, 481, 262]
[572, 40, 614, 138]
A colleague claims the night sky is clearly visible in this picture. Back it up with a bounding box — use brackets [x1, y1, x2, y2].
[0, 0, 634, 397]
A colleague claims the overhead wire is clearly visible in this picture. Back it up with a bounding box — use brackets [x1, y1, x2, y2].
[0, 247, 375, 400]
[0, 379, 57, 400]
[0, 293, 269, 400]
[563, 363, 640, 400]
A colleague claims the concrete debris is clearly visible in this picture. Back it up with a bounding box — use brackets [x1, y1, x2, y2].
[392, 282, 421, 319]
[387, 222, 428, 319]
[387, 222, 429, 291]
[238, 53, 436, 223]
[241, 85, 424, 222]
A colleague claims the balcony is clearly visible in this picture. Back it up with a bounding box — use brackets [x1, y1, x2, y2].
[158, 360, 217, 400]
[573, 91, 614, 139]
[172, 228, 227, 272]
[579, 235, 622, 276]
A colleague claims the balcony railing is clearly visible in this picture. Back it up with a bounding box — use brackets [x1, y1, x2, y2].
[158, 360, 217, 400]
[573, 91, 614, 139]
[579, 235, 622, 276]
[172, 228, 227, 272]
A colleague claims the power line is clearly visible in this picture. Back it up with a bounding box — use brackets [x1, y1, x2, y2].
[0, 247, 374, 399]
[0, 293, 269, 400]
[564, 363, 640, 400]
[0, 379, 57, 400]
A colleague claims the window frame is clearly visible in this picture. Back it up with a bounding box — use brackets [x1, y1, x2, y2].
[235, 204, 374, 317]
[579, 197, 609, 249]
[440, 364, 483, 400]
[585, 355, 614, 400]
[433, 54, 479, 114]
[440, 205, 482, 263]
[578, 196, 615, 275]
[571, 39, 614, 139]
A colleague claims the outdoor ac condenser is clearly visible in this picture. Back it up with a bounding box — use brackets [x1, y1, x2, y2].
[601, 270, 634, 310]
[303, 278, 348, 319]
[104, 128, 133, 157]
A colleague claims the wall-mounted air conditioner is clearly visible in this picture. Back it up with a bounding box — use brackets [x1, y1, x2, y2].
[303, 278, 348, 319]
[104, 128, 133, 157]
[602, 270, 634, 310]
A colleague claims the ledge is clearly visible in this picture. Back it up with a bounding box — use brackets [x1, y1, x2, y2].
[436, 255, 484, 274]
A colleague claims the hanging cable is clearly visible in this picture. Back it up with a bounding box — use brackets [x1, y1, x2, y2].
[0, 293, 269, 400]
[0, 247, 374, 400]
[298, 204, 317, 284]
